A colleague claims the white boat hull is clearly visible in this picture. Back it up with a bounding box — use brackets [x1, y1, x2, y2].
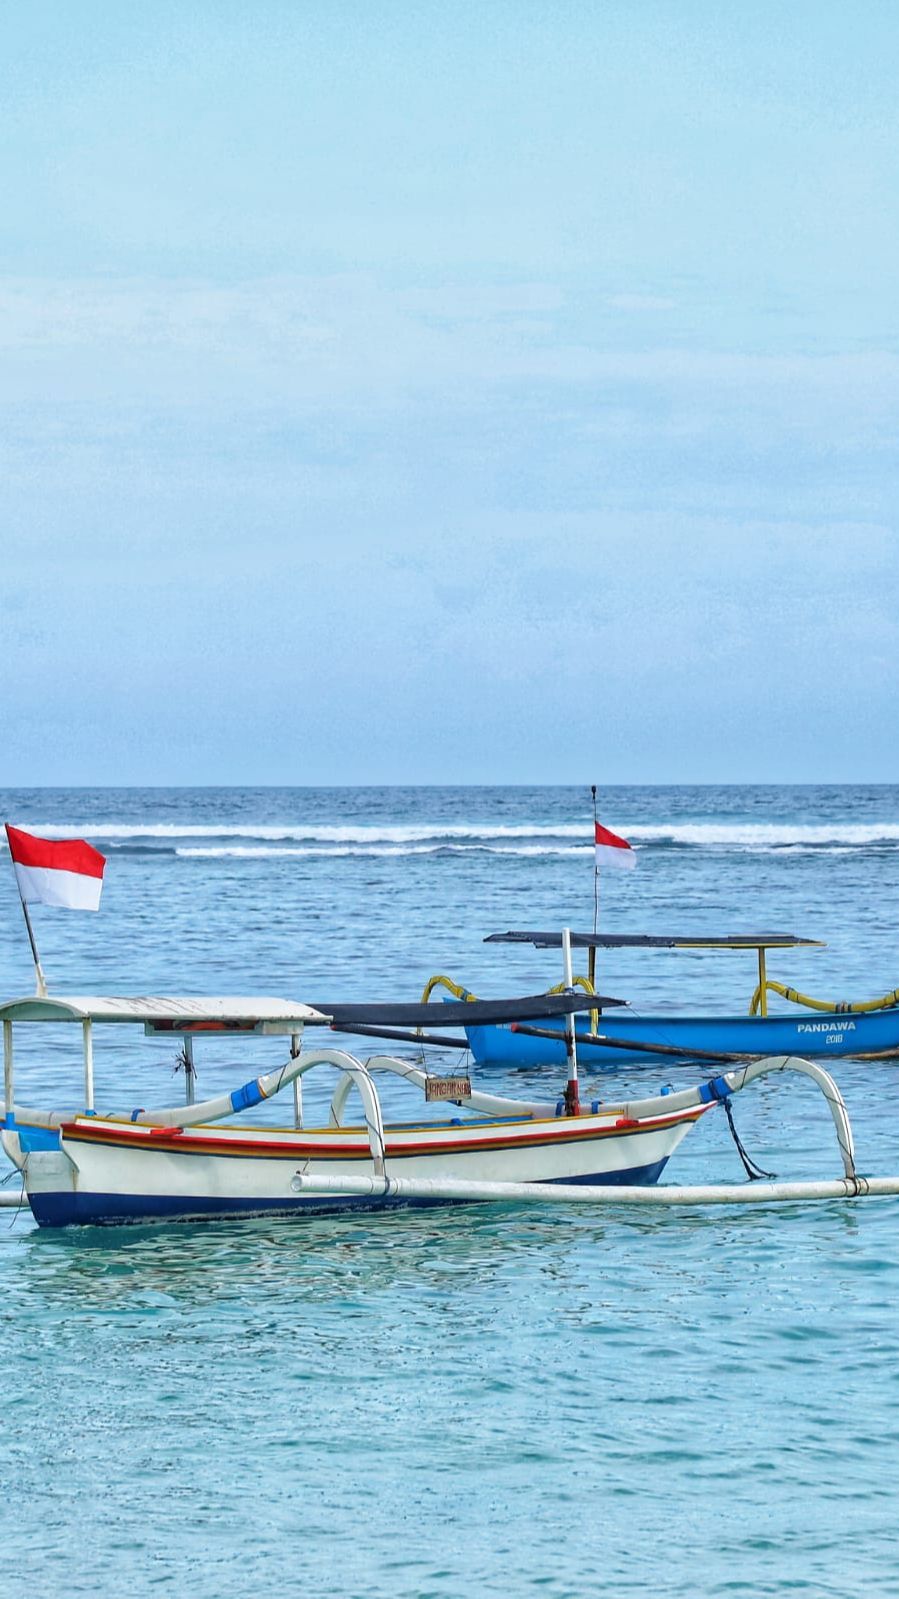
[23, 1105, 707, 1227]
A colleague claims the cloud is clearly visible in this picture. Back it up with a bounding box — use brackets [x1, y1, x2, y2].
[1, 273, 897, 426]
[1, 272, 897, 560]
[606, 293, 676, 311]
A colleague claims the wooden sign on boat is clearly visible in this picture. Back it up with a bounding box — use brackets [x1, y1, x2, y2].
[424, 1074, 472, 1102]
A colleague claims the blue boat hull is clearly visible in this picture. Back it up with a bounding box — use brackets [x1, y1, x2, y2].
[465, 1007, 899, 1067]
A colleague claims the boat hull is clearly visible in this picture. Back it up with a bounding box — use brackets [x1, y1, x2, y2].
[465, 1007, 899, 1067]
[23, 1105, 706, 1227]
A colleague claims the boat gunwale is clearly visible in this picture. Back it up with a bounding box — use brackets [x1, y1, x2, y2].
[58, 1104, 709, 1160]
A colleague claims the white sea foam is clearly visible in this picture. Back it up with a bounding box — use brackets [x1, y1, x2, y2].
[12, 820, 899, 851]
[175, 843, 590, 858]
[15, 822, 587, 842]
[625, 823, 899, 847]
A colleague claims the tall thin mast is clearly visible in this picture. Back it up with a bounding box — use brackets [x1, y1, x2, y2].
[562, 926, 579, 1116]
[589, 785, 598, 990]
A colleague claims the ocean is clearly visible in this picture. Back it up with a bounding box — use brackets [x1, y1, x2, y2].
[1, 785, 898, 1597]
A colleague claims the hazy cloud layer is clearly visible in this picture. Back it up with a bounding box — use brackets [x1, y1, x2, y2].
[1, 2, 897, 781]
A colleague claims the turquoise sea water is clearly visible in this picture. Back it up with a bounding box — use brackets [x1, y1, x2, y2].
[2, 786, 899, 1596]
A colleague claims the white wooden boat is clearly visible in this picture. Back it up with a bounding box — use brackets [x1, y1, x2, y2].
[0, 969, 886, 1227]
[1, 991, 709, 1226]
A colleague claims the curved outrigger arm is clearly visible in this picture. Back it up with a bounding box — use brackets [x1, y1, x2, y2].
[2, 1048, 390, 1178]
[327, 1052, 857, 1184]
[605, 1054, 857, 1183]
[131, 1048, 389, 1176]
[327, 1054, 560, 1126]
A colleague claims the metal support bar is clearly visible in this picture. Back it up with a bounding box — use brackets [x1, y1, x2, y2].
[332, 1021, 470, 1048]
[758, 948, 768, 1016]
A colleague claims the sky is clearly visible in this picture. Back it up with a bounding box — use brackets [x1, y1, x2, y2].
[1, 0, 898, 784]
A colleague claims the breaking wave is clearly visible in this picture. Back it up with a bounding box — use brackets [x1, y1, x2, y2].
[174, 843, 589, 858]
[9, 820, 899, 858]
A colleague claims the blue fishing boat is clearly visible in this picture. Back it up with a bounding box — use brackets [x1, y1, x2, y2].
[423, 931, 899, 1067]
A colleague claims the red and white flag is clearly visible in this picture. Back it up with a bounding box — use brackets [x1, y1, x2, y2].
[5, 825, 107, 911]
[594, 821, 636, 871]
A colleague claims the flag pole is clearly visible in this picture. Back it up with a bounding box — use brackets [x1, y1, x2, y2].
[19, 902, 47, 997]
[5, 825, 48, 996]
[589, 785, 598, 990]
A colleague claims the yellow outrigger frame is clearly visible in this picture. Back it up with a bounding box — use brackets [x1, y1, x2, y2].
[423, 934, 899, 1025]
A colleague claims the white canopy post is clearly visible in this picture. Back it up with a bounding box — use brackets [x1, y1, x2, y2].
[82, 1018, 94, 1110]
[3, 1019, 13, 1119]
[291, 1032, 303, 1128]
[183, 1036, 195, 1106]
[562, 926, 580, 1115]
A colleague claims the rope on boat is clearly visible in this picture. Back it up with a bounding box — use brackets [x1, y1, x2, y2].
[749, 980, 899, 1016]
[722, 1097, 776, 1180]
[0, 1162, 25, 1211]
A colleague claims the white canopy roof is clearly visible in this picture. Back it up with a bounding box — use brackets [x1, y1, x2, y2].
[0, 995, 330, 1034]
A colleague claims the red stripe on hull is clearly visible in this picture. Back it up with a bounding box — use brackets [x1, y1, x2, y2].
[61, 1107, 707, 1161]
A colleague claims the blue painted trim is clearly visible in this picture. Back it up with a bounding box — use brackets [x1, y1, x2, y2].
[230, 1079, 264, 1112]
[546, 1156, 669, 1188]
[11, 1124, 60, 1152]
[699, 1076, 733, 1104]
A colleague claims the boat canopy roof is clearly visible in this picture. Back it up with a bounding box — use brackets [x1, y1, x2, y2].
[485, 931, 825, 951]
[0, 995, 330, 1034]
[319, 992, 626, 1028]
